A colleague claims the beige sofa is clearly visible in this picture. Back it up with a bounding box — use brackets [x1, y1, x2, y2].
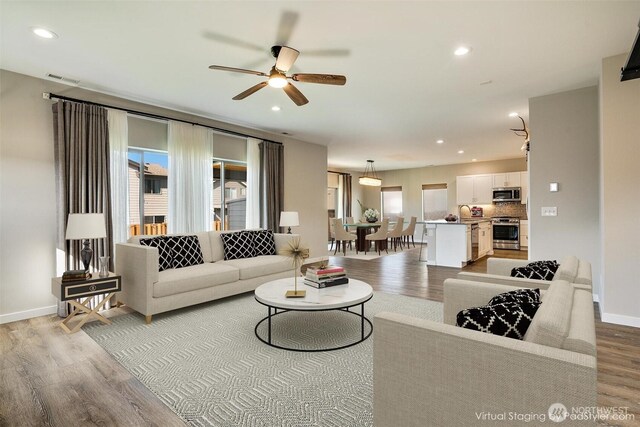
[374, 278, 597, 427]
[116, 231, 297, 323]
[458, 255, 592, 290]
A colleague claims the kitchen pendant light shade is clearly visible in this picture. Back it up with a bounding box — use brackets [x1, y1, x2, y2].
[359, 160, 382, 186]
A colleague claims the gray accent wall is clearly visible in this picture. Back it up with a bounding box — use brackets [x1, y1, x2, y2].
[600, 53, 640, 326]
[528, 86, 600, 296]
[0, 69, 327, 322]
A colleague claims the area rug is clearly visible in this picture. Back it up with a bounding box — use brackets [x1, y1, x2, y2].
[84, 291, 442, 427]
[328, 246, 420, 261]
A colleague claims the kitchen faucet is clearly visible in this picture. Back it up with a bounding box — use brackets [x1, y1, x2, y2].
[459, 204, 471, 219]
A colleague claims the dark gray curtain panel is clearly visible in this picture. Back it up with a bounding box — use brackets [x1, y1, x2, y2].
[53, 100, 113, 272]
[342, 174, 352, 218]
[259, 141, 284, 231]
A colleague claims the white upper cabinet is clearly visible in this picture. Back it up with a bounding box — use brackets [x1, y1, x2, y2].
[492, 172, 521, 188]
[520, 171, 529, 205]
[456, 174, 493, 205]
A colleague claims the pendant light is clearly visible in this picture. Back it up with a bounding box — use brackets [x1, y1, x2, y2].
[359, 160, 382, 186]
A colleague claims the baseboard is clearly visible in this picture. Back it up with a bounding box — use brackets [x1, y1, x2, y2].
[0, 305, 58, 325]
[600, 312, 640, 328]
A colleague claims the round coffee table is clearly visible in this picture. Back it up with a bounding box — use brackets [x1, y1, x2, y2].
[254, 277, 373, 352]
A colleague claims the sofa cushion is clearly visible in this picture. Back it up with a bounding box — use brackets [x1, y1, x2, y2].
[523, 280, 574, 348]
[165, 235, 204, 269]
[562, 288, 597, 356]
[221, 231, 256, 260]
[209, 231, 226, 262]
[488, 288, 541, 306]
[456, 302, 540, 340]
[252, 230, 277, 256]
[153, 263, 240, 298]
[553, 256, 579, 282]
[219, 255, 293, 280]
[140, 237, 173, 271]
[195, 231, 213, 263]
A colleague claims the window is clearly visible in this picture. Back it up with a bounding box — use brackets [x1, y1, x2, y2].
[212, 159, 247, 231]
[381, 186, 403, 220]
[128, 149, 169, 236]
[422, 184, 448, 220]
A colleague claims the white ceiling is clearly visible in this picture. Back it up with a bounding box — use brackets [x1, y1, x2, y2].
[1, 1, 639, 171]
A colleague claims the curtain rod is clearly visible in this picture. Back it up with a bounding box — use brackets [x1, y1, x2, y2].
[328, 170, 351, 175]
[45, 92, 282, 145]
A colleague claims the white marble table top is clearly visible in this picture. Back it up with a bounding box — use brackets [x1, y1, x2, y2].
[254, 277, 373, 310]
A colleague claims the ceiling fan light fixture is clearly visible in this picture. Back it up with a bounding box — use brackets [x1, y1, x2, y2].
[359, 160, 382, 187]
[268, 67, 288, 88]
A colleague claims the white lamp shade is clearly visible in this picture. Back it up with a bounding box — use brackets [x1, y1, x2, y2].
[279, 211, 299, 227]
[65, 213, 107, 240]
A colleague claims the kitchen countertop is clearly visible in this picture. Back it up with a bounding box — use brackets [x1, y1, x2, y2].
[426, 218, 492, 225]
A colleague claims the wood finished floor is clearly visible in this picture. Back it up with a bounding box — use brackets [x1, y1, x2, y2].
[1, 246, 638, 426]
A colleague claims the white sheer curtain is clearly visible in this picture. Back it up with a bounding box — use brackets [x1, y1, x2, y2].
[168, 121, 213, 233]
[246, 137, 261, 229]
[107, 109, 129, 247]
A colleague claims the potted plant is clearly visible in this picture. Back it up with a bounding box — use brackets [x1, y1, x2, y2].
[364, 208, 380, 223]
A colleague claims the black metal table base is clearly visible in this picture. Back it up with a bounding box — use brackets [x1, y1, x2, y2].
[254, 296, 373, 352]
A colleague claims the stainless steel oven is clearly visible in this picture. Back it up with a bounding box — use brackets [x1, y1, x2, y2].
[492, 217, 520, 250]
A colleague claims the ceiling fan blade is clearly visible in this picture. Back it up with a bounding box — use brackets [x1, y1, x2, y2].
[208, 65, 267, 77]
[303, 49, 350, 57]
[202, 31, 265, 52]
[232, 82, 268, 100]
[282, 82, 309, 106]
[275, 11, 299, 46]
[291, 74, 347, 85]
[275, 46, 299, 72]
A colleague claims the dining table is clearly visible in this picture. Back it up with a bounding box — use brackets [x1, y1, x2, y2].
[344, 222, 387, 252]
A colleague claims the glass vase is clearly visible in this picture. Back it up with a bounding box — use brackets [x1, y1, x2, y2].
[99, 256, 110, 277]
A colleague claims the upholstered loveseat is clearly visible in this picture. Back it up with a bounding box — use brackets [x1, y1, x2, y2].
[458, 255, 592, 291]
[374, 278, 597, 427]
[115, 230, 297, 323]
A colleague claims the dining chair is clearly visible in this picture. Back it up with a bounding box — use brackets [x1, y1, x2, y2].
[345, 216, 354, 224]
[401, 216, 417, 248]
[332, 218, 357, 255]
[329, 217, 336, 251]
[387, 216, 404, 251]
[365, 218, 390, 255]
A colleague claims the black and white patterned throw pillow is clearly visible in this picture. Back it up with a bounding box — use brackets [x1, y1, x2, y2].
[511, 266, 555, 281]
[165, 235, 204, 269]
[488, 288, 541, 306]
[140, 237, 173, 271]
[527, 260, 560, 274]
[221, 231, 256, 260]
[252, 230, 276, 256]
[456, 302, 540, 340]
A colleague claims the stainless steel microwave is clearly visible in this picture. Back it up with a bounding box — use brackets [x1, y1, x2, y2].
[492, 187, 521, 202]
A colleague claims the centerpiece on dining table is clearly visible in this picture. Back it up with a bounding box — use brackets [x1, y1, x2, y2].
[364, 208, 380, 223]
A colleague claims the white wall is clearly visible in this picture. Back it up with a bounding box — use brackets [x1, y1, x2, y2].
[600, 53, 640, 326]
[528, 86, 601, 297]
[0, 69, 328, 323]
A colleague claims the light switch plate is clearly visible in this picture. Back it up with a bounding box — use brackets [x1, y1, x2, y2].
[550, 182, 559, 192]
[541, 207, 558, 216]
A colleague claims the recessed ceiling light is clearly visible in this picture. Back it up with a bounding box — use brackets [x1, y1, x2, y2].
[32, 27, 58, 39]
[472, 158, 477, 162]
[271, 106, 281, 111]
[454, 46, 471, 56]
[436, 139, 444, 144]
[458, 150, 464, 154]
[509, 112, 519, 117]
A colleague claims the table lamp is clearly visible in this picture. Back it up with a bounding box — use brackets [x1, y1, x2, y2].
[65, 213, 107, 272]
[279, 211, 299, 234]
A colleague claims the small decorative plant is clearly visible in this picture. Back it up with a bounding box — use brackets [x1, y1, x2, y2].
[364, 208, 380, 222]
[280, 236, 310, 297]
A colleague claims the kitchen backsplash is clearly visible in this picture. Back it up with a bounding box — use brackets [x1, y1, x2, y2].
[461, 203, 528, 219]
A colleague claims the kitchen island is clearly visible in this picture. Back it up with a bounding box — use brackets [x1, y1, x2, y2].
[424, 219, 493, 268]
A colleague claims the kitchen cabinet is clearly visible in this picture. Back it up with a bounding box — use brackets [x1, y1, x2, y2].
[492, 172, 521, 188]
[456, 174, 493, 205]
[520, 171, 529, 205]
[478, 221, 492, 258]
[520, 220, 529, 249]
[426, 221, 471, 268]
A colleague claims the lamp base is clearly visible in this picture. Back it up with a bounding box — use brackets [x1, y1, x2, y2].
[285, 290, 306, 298]
[80, 239, 93, 272]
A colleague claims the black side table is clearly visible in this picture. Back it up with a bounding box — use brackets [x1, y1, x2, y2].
[51, 272, 121, 334]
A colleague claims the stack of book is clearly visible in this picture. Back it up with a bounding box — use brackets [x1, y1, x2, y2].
[62, 269, 91, 282]
[304, 265, 349, 288]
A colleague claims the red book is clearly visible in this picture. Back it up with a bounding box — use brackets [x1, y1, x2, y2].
[307, 266, 344, 275]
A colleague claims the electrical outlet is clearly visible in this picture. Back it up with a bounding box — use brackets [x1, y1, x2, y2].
[541, 207, 558, 216]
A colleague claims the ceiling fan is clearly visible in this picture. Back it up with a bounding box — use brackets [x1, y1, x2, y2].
[208, 45, 347, 106]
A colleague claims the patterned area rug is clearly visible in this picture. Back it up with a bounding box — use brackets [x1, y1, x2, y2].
[84, 291, 442, 427]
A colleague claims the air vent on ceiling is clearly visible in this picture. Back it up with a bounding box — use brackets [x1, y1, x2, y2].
[46, 73, 80, 85]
